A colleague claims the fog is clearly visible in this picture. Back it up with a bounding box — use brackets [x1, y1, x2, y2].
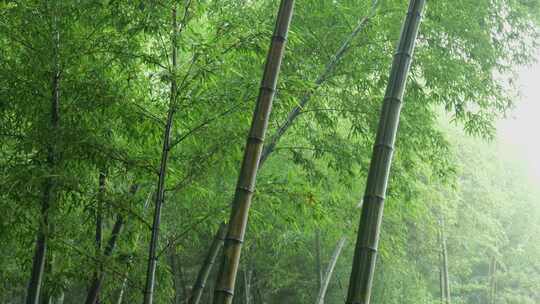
[498, 51, 540, 185]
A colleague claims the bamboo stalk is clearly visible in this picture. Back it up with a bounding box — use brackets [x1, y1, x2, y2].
[315, 229, 324, 290]
[84, 185, 139, 304]
[316, 237, 347, 304]
[92, 170, 107, 303]
[113, 190, 153, 304]
[212, 1, 294, 303]
[439, 249, 444, 304]
[441, 218, 451, 304]
[168, 247, 182, 304]
[489, 256, 497, 304]
[142, 6, 179, 304]
[243, 268, 252, 304]
[26, 9, 61, 304]
[189, 223, 227, 304]
[345, 1, 425, 303]
[85, 215, 125, 304]
[115, 276, 128, 304]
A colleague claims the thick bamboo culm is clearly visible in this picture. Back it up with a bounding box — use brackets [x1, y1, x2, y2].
[345, 1, 426, 303]
[212, 1, 294, 303]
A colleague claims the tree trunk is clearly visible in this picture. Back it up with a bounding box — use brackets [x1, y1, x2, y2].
[84, 184, 138, 304]
[345, 1, 425, 303]
[439, 262, 444, 304]
[441, 219, 451, 304]
[212, 2, 294, 303]
[113, 190, 153, 304]
[168, 246, 184, 304]
[115, 276, 128, 304]
[489, 256, 497, 304]
[189, 223, 227, 304]
[259, 0, 380, 166]
[93, 170, 107, 304]
[26, 13, 61, 304]
[438, 217, 451, 304]
[143, 6, 179, 304]
[315, 237, 346, 304]
[315, 230, 323, 291]
[243, 269, 252, 304]
[54, 292, 64, 304]
[84, 215, 126, 304]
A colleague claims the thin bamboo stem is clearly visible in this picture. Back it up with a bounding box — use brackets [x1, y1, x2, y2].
[26, 9, 61, 304]
[85, 185, 139, 304]
[315, 229, 323, 290]
[142, 6, 179, 304]
[189, 223, 227, 304]
[316, 237, 347, 304]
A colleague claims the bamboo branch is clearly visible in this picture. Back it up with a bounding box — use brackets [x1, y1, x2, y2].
[259, 0, 380, 166]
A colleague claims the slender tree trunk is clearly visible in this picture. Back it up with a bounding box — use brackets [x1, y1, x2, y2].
[345, 1, 425, 303]
[489, 256, 497, 304]
[114, 191, 153, 304]
[168, 246, 184, 304]
[212, 2, 294, 303]
[54, 292, 64, 304]
[259, 0, 379, 166]
[438, 217, 451, 304]
[115, 276, 128, 304]
[439, 262, 444, 304]
[189, 223, 227, 304]
[143, 6, 179, 304]
[243, 268, 252, 304]
[93, 170, 107, 304]
[316, 237, 346, 304]
[27, 13, 61, 304]
[40, 252, 53, 304]
[178, 260, 189, 301]
[315, 229, 323, 290]
[84, 215, 126, 304]
[440, 219, 451, 304]
[84, 185, 139, 304]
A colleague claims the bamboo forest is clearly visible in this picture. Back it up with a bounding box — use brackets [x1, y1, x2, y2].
[2, 0, 540, 303]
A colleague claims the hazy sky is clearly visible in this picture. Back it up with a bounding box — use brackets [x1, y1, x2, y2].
[497, 51, 540, 184]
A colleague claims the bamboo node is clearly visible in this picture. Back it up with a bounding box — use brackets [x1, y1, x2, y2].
[259, 86, 276, 93]
[373, 142, 394, 152]
[247, 135, 264, 144]
[358, 245, 379, 253]
[225, 236, 244, 244]
[384, 96, 402, 105]
[215, 287, 234, 296]
[271, 34, 287, 42]
[407, 11, 423, 19]
[237, 186, 255, 194]
[364, 194, 386, 202]
[394, 51, 412, 59]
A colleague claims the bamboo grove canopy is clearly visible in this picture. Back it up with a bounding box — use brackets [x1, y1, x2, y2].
[0, 0, 539, 304]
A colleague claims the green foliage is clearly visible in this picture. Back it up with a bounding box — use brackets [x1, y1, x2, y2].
[0, 0, 539, 303]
